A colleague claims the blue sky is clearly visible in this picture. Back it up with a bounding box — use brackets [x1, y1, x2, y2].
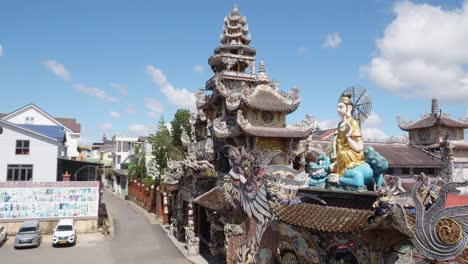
[0, 0, 467, 144]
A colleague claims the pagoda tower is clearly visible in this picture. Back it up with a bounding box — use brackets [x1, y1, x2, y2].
[194, 5, 317, 169]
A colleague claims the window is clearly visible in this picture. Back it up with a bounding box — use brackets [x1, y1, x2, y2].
[7, 165, 33, 181]
[25, 117, 35, 124]
[16, 140, 30, 155]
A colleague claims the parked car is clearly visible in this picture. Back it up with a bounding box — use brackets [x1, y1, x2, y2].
[52, 219, 76, 246]
[14, 220, 42, 249]
[0, 225, 7, 245]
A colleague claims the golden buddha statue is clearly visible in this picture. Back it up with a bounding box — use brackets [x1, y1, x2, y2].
[330, 93, 365, 177]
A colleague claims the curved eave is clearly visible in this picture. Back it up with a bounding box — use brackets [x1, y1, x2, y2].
[208, 53, 256, 67]
[398, 123, 414, 132]
[220, 33, 251, 45]
[237, 123, 311, 139]
[242, 86, 302, 114]
[197, 92, 220, 109]
[213, 44, 256, 55]
[243, 98, 301, 114]
[214, 125, 241, 138]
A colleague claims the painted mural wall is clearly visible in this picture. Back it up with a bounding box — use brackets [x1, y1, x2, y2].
[0, 181, 99, 221]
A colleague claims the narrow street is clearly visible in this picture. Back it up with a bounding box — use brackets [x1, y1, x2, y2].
[0, 190, 190, 264]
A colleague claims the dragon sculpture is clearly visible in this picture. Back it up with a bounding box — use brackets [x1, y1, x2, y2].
[407, 176, 468, 261]
[223, 146, 279, 263]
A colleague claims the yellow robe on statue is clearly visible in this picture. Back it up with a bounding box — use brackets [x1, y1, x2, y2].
[335, 117, 365, 176]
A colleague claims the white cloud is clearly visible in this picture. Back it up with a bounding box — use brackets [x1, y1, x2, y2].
[109, 111, 121, 119]
[99, 122, 113, 132]
[109, 82, 128, 95]
[322, 33, 342, 48]
[298, 46, 309, 55]
[41, 60, 71, 81]
[317, 119, 337, 130]
[123, 105, 138, 115]
[78, 137, 93, 146]
[362, 113, 387, 140]
[362, 127, 388, 141]
[364, 113, 383, 128]
[74, 83, 119, 103]
[146, 65, 196, 110]
[0, 44, 3, 58]
[147, 111, 160, 119]
[144, 97, 163, 112]
[361, 1, 468, 103]
[144, 97, 164, 119]
[129, 124, 150, 136]
[193, 64, 205, 73]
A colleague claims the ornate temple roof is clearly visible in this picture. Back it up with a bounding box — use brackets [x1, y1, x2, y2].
[235, 110, 317, 139]
[220, 5, 251, 45]
[398, 99, 468, 131]
[271, 202, 374, 233]
[241, 63, 300, 113]
[398, 114, 468, 131]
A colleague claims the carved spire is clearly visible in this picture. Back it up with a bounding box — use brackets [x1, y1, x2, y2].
[257, 61, 269, 84]
[220, 4, 251, 45]
[432, 98, 439, 116]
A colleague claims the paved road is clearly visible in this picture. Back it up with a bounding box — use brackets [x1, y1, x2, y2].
[0, 191, 190, 264]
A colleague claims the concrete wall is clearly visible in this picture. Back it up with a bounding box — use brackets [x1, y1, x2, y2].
[2, 219, 98, 236]
[0, 122, 59, 182]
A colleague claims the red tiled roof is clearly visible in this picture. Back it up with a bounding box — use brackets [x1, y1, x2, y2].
[308, 140, 441, 168]
[193, 187, 227, 211]
[271, 202, 374, 233]
[310, 129, 335, 140]
[55, 118, 81, 133]
[445, 194, 468, 208]
[369, 143, 441, 168]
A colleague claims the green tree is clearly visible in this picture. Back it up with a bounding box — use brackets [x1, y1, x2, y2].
[128, 145, 147, 181]
[170, 109, 191, 148]
[150, 116, 172, 183]
[148, 116, 173, 214]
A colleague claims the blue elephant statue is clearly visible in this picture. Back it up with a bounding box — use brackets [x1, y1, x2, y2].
[308, 146, 388, 191]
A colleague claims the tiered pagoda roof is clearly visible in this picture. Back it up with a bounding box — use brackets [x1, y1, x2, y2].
[241, 62, 300, 113]
[220, 4, 251, 45]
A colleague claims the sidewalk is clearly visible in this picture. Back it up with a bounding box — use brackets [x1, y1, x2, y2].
[106, 189, 209, 264]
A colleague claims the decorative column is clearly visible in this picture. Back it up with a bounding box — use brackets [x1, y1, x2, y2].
[206, 209, 225, 256]
[62, 171, 71, 181]
[184, 203, 200, 256]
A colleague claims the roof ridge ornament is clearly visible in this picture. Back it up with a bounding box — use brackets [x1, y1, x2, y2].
[257, 61, 269, 84]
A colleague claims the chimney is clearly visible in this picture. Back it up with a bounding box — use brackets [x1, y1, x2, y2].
[63, 171, 71, 181]
[432, 98, 439, 115]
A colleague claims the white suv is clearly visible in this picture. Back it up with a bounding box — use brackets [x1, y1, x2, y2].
[52, 219, 76, 246]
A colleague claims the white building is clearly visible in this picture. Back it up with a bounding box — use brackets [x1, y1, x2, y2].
[0, 104, 81, 159]
[112, 136, 139, 170]
[0, 119, 66, 182]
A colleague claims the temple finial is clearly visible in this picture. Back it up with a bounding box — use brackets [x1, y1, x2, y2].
[257, 61, 269, 84]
